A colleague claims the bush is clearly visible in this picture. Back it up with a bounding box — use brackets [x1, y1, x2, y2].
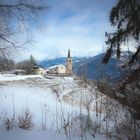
[97, 80, 115, 98]
[4, 118, 15, 131]
[18, 109, 33, 130]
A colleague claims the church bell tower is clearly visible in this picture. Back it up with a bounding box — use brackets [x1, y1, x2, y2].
[66, 49, 72, 74]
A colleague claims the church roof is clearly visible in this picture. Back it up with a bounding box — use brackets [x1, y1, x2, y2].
[48, 64, 66, 69]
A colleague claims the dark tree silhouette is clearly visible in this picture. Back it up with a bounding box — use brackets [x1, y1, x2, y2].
[103, 0, 140, 65]
[0, 0, 48, 58]
[16, 55, 37, 74]
[30, 54, 36, 66]
[102, 1, 140, 139]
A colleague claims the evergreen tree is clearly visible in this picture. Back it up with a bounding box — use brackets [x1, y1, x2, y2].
[30, 54, 36, 67]
[102, 1, 140, 139]
[103, 0, 140, 65]
[16, 55, 37, 74]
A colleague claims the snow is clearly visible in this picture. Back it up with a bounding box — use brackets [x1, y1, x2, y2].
[0, 74, 42, 81]
[0, 129, 107, 140]
[0, 74, 120, 140]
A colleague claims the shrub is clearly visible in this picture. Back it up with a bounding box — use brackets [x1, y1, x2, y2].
[4, 118, 15, 130]
[18, 109, 33, 130]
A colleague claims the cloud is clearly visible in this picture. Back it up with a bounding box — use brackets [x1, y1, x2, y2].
[16, 0, 116, 61]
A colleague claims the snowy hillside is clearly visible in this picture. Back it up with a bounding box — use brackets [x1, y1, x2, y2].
[0, 74, 125, 140]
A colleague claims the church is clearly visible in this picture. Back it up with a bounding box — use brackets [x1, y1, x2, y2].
[47, 49, 73, 75]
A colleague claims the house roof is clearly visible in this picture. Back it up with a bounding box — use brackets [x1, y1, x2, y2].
[48, 64, 66, 69]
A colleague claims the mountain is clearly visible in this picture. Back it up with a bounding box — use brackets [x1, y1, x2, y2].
[37, 57, 87, 68]
[38, 52, 130, 82]
[73, 53, 129, 82]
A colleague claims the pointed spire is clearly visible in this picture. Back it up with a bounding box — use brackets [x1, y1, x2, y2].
[68, 49, 71, 58]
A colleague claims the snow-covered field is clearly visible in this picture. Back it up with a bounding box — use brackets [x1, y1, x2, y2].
[0, 74, 123, 140]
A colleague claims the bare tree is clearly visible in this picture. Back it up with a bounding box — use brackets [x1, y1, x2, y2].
[0, 57, 15, 71]
[0, 0, 48, 58]
[16, 54, 37, 74]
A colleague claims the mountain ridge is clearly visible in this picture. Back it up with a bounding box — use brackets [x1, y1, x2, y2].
[37, 52, 130, 82]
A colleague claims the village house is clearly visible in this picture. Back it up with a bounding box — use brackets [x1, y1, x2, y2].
[33, 66, 46, 75]
[1, 69, 26, 75]
[47, 64, 66, 74]
[12, 69, 26, 75]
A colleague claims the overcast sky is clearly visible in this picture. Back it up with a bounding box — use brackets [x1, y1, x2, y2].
[16, 0, 116, 61]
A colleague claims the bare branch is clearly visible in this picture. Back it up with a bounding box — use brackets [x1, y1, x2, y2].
[0, 0, 48, 59]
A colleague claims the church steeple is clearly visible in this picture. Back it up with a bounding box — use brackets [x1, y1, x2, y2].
[68, 49, 71, 58]
[66, 49, 72, 75]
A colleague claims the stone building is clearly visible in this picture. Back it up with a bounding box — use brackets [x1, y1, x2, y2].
[47, 49, 73, 75]
[47, 64, 66, 74]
